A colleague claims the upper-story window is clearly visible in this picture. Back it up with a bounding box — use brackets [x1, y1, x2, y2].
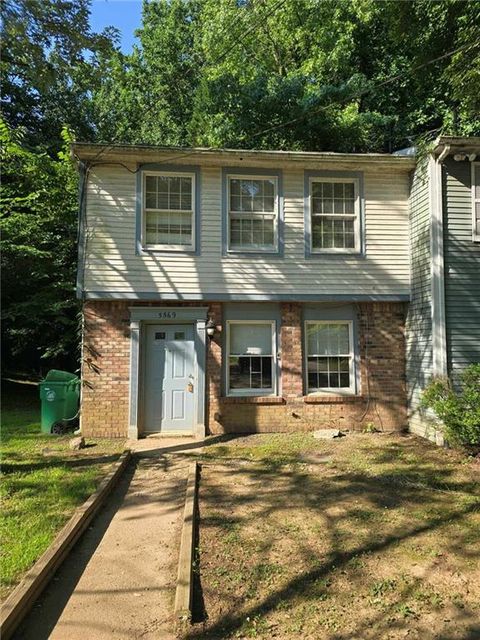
[308, 177, 360, 252]
[227, 175, 279, 252]
[143, 172, 195, 250]
[473, 163, 480, 242]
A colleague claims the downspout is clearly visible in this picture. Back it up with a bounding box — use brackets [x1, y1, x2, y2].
[430, 144, 449, 377]
[75, 160, 88, 300]
[74, 159, 89, 433]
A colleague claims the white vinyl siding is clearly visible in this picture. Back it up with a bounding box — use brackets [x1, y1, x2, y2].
[472, 162, 480, 242]
[305, 321, 355, 393]
[82, 159, 410, 298]
[142, 171, 195, 250]
[227, 176, 278, 252]
[309, 178, 360, 252]
[226, 320, 276, 395]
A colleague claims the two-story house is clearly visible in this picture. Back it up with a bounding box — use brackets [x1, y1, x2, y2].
[74, 143, 415, 439]
[407, 136, 480, 441]
[73, 139, 479, 441]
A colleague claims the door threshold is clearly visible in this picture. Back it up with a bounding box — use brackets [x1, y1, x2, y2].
[142, 432, 195, 438]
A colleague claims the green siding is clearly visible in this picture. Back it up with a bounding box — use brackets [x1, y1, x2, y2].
[406, 162, 435, 436]
[443, 159, 480, 378]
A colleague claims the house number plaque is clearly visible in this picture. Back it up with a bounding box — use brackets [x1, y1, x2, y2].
[158, 311, 176, 319]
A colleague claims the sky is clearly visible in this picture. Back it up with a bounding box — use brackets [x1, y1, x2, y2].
[89, 0, 143, 53]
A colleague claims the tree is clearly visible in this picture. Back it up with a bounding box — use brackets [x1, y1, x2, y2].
[1, 120, 80, 374]
[94, 0, 201, 146]
[2, 0, 479, 377]
[1, 0, 118, 151]
[96, 0, 479, 152]
[189, 0, 480, 151]
[1, 0, 118, 376]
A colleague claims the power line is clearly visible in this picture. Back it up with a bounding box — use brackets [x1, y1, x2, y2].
[212, 0, 288, 66]
[245, 40, 479, 141]
[90, 33, 478, 166]
[89, 0, 288, 165]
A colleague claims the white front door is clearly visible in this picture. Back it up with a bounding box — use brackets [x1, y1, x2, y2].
[143, 324, 195, 433]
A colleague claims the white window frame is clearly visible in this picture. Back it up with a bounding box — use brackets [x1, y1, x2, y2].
[309, 177, 361, 254]
[304, 320, 356, 395]
[227, 174, 279, 253]
[226, 320, 277, 396]
[142, 170, 196, 251]
[472, 162, 480, 243]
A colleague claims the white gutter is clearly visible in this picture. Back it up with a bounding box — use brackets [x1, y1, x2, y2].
[437, 144, 451, 164]
[430, 144, 449, 376]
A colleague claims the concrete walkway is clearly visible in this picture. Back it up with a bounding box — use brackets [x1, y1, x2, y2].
[14, 438, 202, 640]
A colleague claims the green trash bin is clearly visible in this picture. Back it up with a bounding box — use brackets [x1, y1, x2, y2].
[39, 370, 80, 434]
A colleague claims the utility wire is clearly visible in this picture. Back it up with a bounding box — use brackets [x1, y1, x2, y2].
[84, 37, 478, 169]
[88, 0, 288, 165]
[89, 35, 478, 168]
[211, 0, 288, 66]
[245, 40, 479, 142]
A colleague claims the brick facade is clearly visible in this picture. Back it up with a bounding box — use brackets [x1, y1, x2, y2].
[81, 301, 131, 438]
[81, 300, 407, 438]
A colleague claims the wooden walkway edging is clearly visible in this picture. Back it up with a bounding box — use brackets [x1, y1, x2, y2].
[0, 449, 132, 640]
[174, 460, 199, 624]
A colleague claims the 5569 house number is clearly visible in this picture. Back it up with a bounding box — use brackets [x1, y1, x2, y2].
[158, 311, 177, 319]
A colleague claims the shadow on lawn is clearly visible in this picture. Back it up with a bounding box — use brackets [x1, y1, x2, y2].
[187, 443, 480, 639]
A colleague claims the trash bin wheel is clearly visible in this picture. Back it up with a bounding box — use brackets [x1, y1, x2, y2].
[51, 418, 79, 435]
[51, 421, 67, 435]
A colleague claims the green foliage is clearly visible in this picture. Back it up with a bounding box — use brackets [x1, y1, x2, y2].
[2, 0, 479, 376]
[421, 365, 480, 447]
[93, 0, 200, 146]
[0, 382, 124, 597]
[1, 0, 117, 150]
[1, 0, 117, 375]
[95, 0, 480, 151]
[0, 120, 80, 373]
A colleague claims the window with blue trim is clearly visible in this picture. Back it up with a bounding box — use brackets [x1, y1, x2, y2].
[143, 171, 195, 250]
[309, 177, 360, 252]
[473, 163, 480, 242]
[305, 321, 355, 393]
[227, 321, 276, 395]
[227, 176, 278, 252]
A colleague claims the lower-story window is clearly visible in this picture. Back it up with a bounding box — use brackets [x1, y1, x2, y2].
[227, 321, 275, 395]
[305, 321, 355, 393]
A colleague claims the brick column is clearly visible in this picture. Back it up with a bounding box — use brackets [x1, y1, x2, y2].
[280, 302, 303, 399]
[358, 302, 407, 430]
[207, 302, 223, 433]
[81, 301, 130, 437]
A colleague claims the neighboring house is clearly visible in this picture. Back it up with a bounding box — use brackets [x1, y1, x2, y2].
[406, 136, 480, 441]
[72, 140, 476, 441]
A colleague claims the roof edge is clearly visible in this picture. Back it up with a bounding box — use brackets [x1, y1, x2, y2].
[433, 136, 480, 156]
[71, 142, 416, 166]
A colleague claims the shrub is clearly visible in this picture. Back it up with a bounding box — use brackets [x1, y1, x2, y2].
[421, 364, 480, 448]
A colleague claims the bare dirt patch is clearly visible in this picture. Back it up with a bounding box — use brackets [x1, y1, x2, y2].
[189, 433, 480, 639]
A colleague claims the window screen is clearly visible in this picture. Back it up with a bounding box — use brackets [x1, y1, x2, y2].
[229, 178, 277, 251]
[144, 174, 194, 248]
[228, 323, 274, 392]
[474, 165, 480, 239]
[310, 180, 358, 250]
[306, 322, 353, 391]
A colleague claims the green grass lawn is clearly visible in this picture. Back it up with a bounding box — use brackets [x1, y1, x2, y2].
[0, 381, 125, 599]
